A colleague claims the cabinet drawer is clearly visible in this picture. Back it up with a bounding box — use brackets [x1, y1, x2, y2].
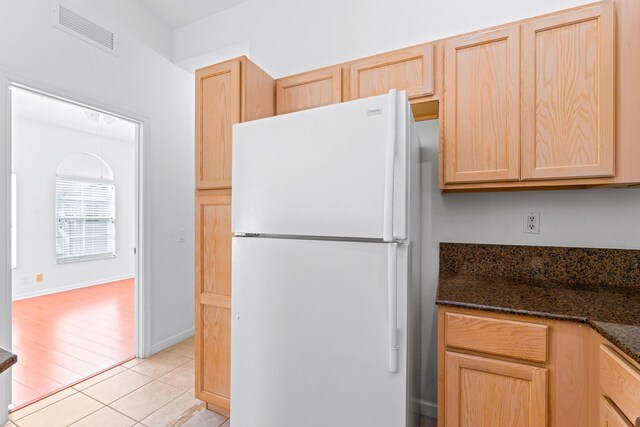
[600, 345, 640, 424]
[600, 396, 634, 427]
[445, 312, 548, 362]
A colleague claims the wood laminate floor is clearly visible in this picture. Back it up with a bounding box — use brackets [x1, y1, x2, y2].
[10, 279, 135, 410]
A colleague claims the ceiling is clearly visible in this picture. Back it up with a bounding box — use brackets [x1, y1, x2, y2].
[139, 0, 249, 29]
[12, 88, 137, 142]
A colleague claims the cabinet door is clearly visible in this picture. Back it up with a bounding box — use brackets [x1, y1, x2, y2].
[196, 60, 241, 189]
[195, 191, 232, 411]
[522, 3, 615, 180]
[350, 44, 434, 100]
[600, 397, 634, 427]
[276, 66, 342, 115]
[443, 27, 520, 183]
[600, 344, 640, 424]
[444, 351, 547, 427]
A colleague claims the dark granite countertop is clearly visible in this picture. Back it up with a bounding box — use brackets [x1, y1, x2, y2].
[436, 243, 640, 365]
[0, 348, 17, 374]
[436, 272, 640, 363]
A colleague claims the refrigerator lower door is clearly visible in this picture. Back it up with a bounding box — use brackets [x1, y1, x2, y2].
[231, 237, 408, 427]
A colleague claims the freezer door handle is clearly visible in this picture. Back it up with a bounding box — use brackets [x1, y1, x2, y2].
[383, 90, 397, 242]
[387, 242, 398, 373]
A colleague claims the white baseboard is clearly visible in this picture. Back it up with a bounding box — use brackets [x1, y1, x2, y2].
[11, 275, 134, 301]
[150, 327, 195, 355]
[415, 398, 438, 419]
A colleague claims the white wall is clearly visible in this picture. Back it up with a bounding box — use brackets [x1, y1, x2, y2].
[0, 0, 195, 361]
[172, 0, 640, 414]
[11, 118, 135, 300]
[173, 0, 593, 75]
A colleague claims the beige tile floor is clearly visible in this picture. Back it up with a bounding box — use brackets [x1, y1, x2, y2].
[5, 337, 228, 427]
[4, 335, 437, 427]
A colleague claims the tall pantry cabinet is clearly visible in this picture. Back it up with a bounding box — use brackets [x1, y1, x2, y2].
[194, 57, 275, 414]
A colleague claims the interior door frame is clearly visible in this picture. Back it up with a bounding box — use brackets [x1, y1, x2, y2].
[0, 72, 11, 424]
[0, 72, 151, 420]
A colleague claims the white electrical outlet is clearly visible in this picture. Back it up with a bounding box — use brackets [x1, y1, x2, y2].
[523, 212, 540, 234]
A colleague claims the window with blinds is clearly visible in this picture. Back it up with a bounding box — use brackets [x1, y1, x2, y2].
[55, 177, 116, 263]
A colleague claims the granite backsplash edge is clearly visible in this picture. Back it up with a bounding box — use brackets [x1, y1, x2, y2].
[439, 242, 640, 289]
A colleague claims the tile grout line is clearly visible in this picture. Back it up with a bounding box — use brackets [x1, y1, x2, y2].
[11, 342, 195, 426]
[75, 350, 191, 395]
[76, 391, 138, 426]
[135, 390, 194, 425]
[79, 363, 192, 422]
[9, 389, 78, 423]
[61, 392, 111, 427]
[12, 393, 104, 427]
[78, 375, 151, 408]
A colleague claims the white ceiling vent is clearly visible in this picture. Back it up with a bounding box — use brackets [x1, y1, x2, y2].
[51, 2, 118, 55]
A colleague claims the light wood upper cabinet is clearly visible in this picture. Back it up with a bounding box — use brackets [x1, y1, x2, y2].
[195, 190, 232, 412]
[521, 3, 615, 180]
[443, 26, 520, 184]
[350, 44, 434, 100]
[196, 61, 240, 190]
[276, 66, 342, 115]
[441, 1, 622, 190]
[196, 57, 274, 190]
[444, 351, 547, 427]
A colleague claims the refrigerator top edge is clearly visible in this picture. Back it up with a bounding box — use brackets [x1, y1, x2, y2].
[232, 91, 396, 130]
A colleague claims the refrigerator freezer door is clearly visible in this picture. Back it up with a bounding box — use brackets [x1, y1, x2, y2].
[231, 237, 408, 427]
[232, 92, 407, 240]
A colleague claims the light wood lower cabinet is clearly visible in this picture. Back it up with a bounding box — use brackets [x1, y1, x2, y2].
[439, 306, 593, 427]
[195, 190, 232, 413]
[598, 343, 640, 426]
[600, 397, 634, 427]
[440, 306, 640, 427]
[444, 312, 548, 363]
[444, 351, 547, 427]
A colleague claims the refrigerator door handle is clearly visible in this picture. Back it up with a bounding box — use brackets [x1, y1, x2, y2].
[387, 242, 398, 373]
[383, 89, 397, 242]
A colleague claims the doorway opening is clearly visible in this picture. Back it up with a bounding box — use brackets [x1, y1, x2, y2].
[8, 85, 142, 410]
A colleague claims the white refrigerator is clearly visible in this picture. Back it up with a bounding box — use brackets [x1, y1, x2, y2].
[231, 90, 422, 427]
